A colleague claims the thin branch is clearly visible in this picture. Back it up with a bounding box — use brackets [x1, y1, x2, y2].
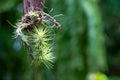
[23, 0, 45, 14]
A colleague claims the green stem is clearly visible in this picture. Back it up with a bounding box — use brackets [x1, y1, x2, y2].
[80, 0, 107, 72]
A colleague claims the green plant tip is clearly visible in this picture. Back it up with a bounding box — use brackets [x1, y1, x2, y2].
[29, 11, 39, 18]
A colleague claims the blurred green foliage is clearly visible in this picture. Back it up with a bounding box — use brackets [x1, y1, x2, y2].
[0, 0, 120, 80]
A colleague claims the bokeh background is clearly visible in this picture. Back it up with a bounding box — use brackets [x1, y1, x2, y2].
[0, 0, 120, 80]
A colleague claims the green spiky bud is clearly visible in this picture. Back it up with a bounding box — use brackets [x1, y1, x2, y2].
[14, 12, 56, 69]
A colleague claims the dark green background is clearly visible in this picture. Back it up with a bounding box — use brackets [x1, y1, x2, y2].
[0, 0, 120, 80]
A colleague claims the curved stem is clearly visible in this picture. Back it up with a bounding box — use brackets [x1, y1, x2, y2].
[80, 0, 107, 72]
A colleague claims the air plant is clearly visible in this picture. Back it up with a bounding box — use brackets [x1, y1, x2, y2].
[14, 0, 60, 69]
